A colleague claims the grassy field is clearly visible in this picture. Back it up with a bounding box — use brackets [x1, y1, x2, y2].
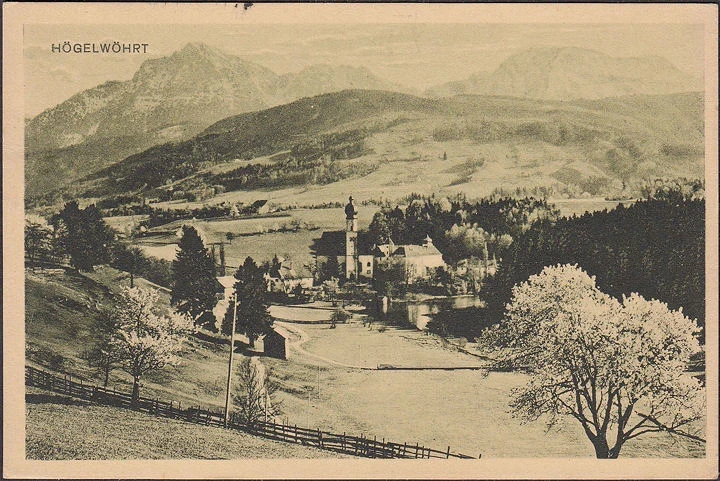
[127, 194, 624, 269]
[133, 206, 379, 268]
[550, 197, 631, 218]
[151, 138, 598, 210]
[264, 323, 705, 458]
[25, 267, 704, 459]
[26, 387, 345, 460]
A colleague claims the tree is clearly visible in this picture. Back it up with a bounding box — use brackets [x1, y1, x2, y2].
[480, 191, 705, 329]
[25, 218, 54, 268]
[172, 226, 218, 328]
[232, 357, 282, 425]
[81, 307, 123, 387]
[481, 265, 705, 458]
[374, 257, 407, 297]
[109, 287, 194, 404]
[53, 201, 116, 271]
[330, 308, 351, 328]
[222, 257, 273, 348]
[368, 211, 392, 245]
[318, 255, 340, 282]
[112, 245, 148, 288]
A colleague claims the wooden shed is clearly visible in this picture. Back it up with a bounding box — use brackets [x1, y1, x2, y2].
[263, 325, 291, 360]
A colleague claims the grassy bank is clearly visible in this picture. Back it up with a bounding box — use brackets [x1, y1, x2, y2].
[26, 387, 346, 460]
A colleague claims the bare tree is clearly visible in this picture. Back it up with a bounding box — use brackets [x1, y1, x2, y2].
[232, 358, 282, 425]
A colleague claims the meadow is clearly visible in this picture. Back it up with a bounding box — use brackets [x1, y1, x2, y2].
[25, 267, 704, 458]
[132, 207, 379, 268]
[264, 323, 704, 458]
[26, 387, 345, 459]
[126, 195, 623, 271]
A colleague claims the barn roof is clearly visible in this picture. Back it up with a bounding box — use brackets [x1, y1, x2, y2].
[268, 325, 292, 339]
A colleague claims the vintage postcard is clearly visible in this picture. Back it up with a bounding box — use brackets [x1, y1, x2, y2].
[3, 2, 718, 479]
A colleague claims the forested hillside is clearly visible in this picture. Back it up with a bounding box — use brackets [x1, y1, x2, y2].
[28, 89, 703, 207]
[481, 181, 705, 330]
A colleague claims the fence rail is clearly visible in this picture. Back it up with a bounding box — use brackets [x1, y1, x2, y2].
[25, 366, 476, 459]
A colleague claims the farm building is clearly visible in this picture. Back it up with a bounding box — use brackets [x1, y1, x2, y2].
[263, 325, 292, 360]
[250, 199, 271, 215]
[265, 258, 314, 293]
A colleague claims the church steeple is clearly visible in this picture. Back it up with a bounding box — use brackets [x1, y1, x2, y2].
[345, 195, 358, 232]
[345, 195, 358, 279]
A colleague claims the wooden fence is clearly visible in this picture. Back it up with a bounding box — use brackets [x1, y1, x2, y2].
[25, 366, 476, 459]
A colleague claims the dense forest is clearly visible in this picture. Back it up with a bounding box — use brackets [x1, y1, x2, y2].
[481, 180, 705, 332]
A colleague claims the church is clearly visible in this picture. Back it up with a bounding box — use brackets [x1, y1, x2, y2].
[315, 196, 446, 282]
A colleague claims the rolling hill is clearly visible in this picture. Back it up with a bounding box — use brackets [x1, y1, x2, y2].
[55, 88, 703, 206]
[24, 43, 400, 197]
[426, 47, 702, 100]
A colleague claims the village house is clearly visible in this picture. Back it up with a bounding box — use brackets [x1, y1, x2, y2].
[212, 275, 237, 327]
[265, 258, 314, 293]
[374, 235, 445, 282]
[315, 196, 446, 283]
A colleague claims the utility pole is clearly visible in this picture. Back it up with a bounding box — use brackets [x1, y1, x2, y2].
[307, 387, 312, 427]
[224, 292, 238, 427]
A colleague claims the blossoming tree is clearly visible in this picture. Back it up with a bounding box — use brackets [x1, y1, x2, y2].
[110, 286, 195, 404]
[481, 264, 705, 458]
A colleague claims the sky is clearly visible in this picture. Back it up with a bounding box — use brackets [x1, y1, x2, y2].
[24, 23, 705, 117]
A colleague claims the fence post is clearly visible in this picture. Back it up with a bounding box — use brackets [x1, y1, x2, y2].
[446, 446, 451, 459]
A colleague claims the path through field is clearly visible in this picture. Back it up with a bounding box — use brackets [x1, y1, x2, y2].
[264, 322, 705, 458]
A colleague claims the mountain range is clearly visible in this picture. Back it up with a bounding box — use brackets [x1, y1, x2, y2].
[43, 89, 700, 209]
[25, 43, 399, 197]
[425, 47, 702, 100]
[25, 44, 703, 202]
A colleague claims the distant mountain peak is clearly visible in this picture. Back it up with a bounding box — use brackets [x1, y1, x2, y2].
[427, 47, 701, 100]
[24, 43, 404, 197]
[175, 42, 228, 59]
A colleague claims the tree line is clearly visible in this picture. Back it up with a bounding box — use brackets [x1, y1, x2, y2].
[481, 180, 705, 332]
[366, 194, 559, 264]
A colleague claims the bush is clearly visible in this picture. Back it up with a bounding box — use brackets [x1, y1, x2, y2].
[330, 309, 351, 326]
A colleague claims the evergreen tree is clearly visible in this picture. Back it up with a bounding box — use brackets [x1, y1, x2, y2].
[112, 244, 148, 288]
[53, 201, 116, 271]
[222, 256, 273, 348]
[172, 226, 218, 328]
[481, 186, 705, 330]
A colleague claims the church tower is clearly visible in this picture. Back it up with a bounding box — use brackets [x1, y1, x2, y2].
[344, 195, 358, 279]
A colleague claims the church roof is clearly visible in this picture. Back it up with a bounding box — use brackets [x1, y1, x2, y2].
[392, 243, 443, 257]
[315, 231, 374, 257]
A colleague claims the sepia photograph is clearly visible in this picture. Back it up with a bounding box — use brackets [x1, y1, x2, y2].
[3, 2, 718, 479]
